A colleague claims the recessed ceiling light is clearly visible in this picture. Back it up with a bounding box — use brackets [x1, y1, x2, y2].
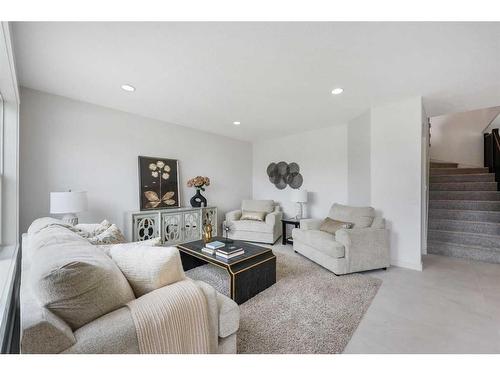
[233, 121, 241, 126]
[121, 84, 135, 92]
[331, 88, 344, 95]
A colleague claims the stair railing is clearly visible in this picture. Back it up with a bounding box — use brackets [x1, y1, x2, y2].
[484, 128, 500, 183]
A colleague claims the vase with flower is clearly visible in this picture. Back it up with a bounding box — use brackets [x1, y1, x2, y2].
[187, 176, 210, 207]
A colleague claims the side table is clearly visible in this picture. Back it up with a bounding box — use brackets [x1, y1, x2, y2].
[281, 218, 300, 245]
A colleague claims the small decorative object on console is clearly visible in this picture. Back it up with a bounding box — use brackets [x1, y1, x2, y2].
[187, 176, 210, 207]
[202, 221, 213, 243]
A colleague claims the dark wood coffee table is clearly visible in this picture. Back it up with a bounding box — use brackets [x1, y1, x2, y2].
[177, 237, 276, 304]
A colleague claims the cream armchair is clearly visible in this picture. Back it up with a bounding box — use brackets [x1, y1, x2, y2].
[223, 199, 282, 244]
[292, 203, 390, 275]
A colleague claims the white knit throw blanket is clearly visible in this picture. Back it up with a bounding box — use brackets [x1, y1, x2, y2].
[127, 279, 211, 354]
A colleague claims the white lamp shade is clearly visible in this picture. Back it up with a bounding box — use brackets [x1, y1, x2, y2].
[290, 189, 308, 203]
[50, 191, 88, 214]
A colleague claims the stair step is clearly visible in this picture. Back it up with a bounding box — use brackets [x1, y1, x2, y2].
[429, 208, 500, 222]
[427, 240, 500, 264]
[429, 200, 500, 211]
[430, 162, 459, 168]
[430, 191, 500, 201]
[430, 174, 495, 183]
[430, 167, 489, 176]
[429, 181, 498, 191]
[428, 229, 500, 248]
[428, 219, 500, 235]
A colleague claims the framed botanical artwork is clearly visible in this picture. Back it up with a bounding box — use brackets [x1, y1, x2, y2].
[138, 156, 180, 211]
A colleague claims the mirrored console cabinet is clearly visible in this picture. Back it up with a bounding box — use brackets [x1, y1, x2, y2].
[126, 207, 217, 246]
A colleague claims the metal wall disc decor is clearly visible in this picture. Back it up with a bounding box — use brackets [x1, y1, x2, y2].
[266, 161, 303, 189]
[266, 162, 278, 178]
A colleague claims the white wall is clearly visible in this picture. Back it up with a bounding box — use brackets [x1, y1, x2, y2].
[421, 106, 430, 255]
[371, 96, 423, 270]
[347, 110, 371, 206]
[252, 125, 348, 220]
[19, 88, 253, 234]
[430, 106, 500, 167]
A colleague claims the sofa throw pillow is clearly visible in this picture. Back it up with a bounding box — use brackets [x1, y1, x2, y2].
[97, 237, 162, 257]
[87, 224, 126, 245]
[241, 200, 275, 214]
[31, 241, 135, 330]
[75, 220, 111, 238]
[319, 217, 353, 235]
[240, 210, 266, 222]
[109, 245, 185, 297]
[329, 203, 375, 229]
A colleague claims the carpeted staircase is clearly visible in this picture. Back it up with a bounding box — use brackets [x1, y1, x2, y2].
[428, 161, 500, 263]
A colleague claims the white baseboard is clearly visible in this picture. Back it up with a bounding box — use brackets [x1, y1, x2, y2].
[390, 258, 423, 271]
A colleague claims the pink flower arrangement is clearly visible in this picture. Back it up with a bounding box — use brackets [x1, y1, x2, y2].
[187, 176, 211, 191]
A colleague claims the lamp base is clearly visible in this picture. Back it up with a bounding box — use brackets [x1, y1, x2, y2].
[294, 202, 304, 220]
[61, 213, 78, 226]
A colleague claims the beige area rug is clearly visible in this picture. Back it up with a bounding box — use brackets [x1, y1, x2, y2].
[186, 244, 381, 354]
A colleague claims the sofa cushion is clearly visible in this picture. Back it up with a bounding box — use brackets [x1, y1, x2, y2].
[109, 245, 185, 297]
[230, 219, 274, 234]
[241, 200, 274, 214]
[328, 203, 375, 229]
[240, 210, 266, 222]
[31, 233, 135, 330]
[75, 220, 111, 237]
[87, 224, 126, 245]
[97, 237, 162, 257]
[292, 229, 345, 258]
[27, 217, 74, 235]
[319, 217, 353, 234]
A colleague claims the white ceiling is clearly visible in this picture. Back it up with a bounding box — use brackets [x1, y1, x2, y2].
[12, 22, 500, 142]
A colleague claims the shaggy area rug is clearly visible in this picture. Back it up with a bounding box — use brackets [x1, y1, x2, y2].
[186, 244, 381, 353]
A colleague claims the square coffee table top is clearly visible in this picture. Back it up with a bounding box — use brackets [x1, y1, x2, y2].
[176, 237, 272, 266]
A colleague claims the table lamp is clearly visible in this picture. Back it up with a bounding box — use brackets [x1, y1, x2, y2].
[50, 190, 88, 225]
[290, 189, 308, 219]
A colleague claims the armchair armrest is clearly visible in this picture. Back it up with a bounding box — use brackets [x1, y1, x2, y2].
[265, 210, 282, 226]
[335, 228, 390, 273]
[299, 219, 323, 231]
[225, 209, 242, 222]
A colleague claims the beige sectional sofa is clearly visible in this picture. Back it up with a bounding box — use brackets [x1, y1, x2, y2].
[21, 219, 239, 354]
[223, 200, 282, 244]
[292, 203, 390, 275]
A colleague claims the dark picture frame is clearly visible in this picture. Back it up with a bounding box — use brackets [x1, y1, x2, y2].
[138, 156, 180, 211]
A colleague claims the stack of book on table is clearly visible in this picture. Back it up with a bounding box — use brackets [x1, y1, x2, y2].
[201, 241, 244, 260]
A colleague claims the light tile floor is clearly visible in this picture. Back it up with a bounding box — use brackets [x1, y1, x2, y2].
[344, 254, 500, 353]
